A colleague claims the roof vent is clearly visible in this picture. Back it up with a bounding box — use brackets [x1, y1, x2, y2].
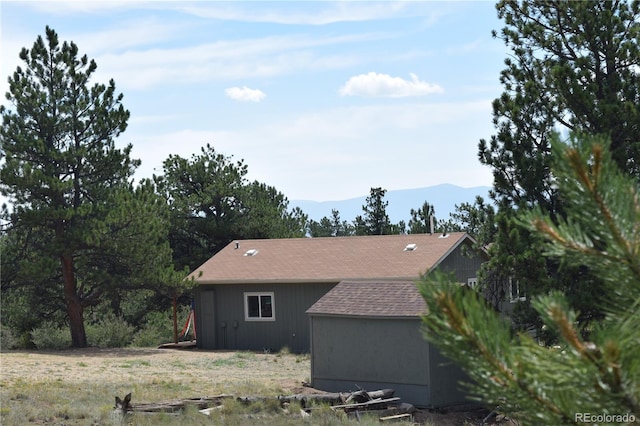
[404, 243, 417, 251]
[244, 249, 258, 257]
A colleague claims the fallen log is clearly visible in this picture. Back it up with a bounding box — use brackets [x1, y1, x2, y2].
[367, 402, 414, 414]
[345, 388, 395, 404]
[113, 389, 404, 421]
[113, 394, 233, 413]
[236, 396, 270, 404]
[348, 402, 415, 418]
[278, 392, 347, 408]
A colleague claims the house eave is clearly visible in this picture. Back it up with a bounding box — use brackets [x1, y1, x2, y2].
[307, 312, 423, 320]
[195, 276, 422, 286]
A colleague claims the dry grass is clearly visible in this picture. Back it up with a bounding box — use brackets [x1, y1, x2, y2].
[0, 347, 491, 425]
[0, 347, 320, 425]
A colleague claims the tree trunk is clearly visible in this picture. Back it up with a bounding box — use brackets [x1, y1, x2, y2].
[61, 253, 87, 348]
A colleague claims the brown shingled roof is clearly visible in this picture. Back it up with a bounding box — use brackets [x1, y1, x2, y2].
[190, 232, 472, 284]
[306, 280, 427, 318]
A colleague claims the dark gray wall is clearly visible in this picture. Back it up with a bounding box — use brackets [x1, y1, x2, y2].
[437, 241, 486, 283]
[195, 282, 334, 353]
[309, 315, 470, 408]
[428, 344, 471, 407]
[198, 290, 216, 349]
[310, 316, 433, 407]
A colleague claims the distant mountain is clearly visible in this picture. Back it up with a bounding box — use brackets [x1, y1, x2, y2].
[291, 184, 492, 225]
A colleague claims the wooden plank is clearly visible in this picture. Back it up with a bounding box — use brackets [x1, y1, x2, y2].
[330, 397, 401, 410]
[157, 341, 197, 350]
[345, 388, 394, 404]
[380, 413, 413, 422]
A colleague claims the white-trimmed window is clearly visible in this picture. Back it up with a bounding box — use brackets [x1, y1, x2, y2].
[244, 292, 275, 321]
[509, 278, 526, 302]
[467, 277, 478, 289]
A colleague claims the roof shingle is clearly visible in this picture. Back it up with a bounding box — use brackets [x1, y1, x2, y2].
[190, 232, 471, 284]
[306, 280, 427, 318]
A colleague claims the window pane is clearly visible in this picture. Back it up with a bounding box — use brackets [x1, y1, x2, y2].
[247, 295, 260, 317]
[510, 282, 517, 299]
[260, 295, 272, 318]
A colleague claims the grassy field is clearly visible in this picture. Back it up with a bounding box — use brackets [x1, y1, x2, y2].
[0, 347, 487, 425]
[0, 347, 318, 425]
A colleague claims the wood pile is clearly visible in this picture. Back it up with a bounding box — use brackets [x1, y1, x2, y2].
[113, 388, 416, 422]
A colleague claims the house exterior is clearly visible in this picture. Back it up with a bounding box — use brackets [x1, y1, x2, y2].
[190, 232, 486, 353]
[307, 280, 470, 408]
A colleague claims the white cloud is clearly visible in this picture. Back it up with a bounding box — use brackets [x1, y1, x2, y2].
[92, 33, 381, 90]
[225, 86, 266, 103]
[339, 72, 444, 98]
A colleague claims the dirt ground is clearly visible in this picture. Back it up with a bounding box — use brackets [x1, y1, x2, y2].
[0, 347, 502, 425]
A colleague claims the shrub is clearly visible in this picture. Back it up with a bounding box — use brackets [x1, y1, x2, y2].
[131, 326, 167, 348]
[30, 322, 71, 350]
[131, 305, 192, 347]
[86, 313, 134, 348]
[0, 324, 18, 350]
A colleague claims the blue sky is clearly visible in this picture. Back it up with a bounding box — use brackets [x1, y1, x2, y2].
[1, 1, 506, 202]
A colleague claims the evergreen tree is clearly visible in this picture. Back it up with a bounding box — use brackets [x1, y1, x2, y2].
[419, 134, 640, 425]
[308, 216, 334, 237]
[329, 209, 353, 236]
[309, 209, 354, 237]
[355, 187, 393, 235]
[479, 0, 640, 332]
[482, 0, 640, 203]
[0, 27, 176, 347]
[447, 196, 497, 247]
[408, 201, 437, 234]
[156, 144, 307, 272]
[240, 181, 308, 240]
[155, 144, 248, 271]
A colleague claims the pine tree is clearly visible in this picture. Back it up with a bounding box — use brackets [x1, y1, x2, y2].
[354, 187, 404, 235]
[408, 201, 437, 234]
[479, 0, 640, 333]
[419, 133, 640, 425]
[309, 209, 355, 237]
[0, 27, 176, 347]
[156, 144, 307, 271]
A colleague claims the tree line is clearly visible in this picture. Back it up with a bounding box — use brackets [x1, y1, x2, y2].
[308, 187, 496, 242]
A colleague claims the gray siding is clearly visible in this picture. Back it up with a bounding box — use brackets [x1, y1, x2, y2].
[195, 282, 334, 353]
[428, 344, 471, 407]
[310, 316, 433, 407]
[198, 291, 216, 349]
[309, 315, 470, 408]
[437, 242, 486, 283]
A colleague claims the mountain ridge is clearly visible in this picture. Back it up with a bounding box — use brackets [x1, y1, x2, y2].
[291, 184, 492, 224]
